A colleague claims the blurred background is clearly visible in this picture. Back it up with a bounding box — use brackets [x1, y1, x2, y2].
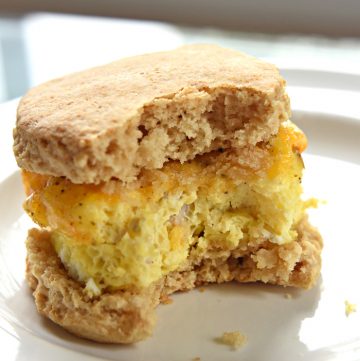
[0, 0, 360, 102]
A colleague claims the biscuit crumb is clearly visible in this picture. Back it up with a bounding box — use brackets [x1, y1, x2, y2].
[198, 287, 206, 293]
[284, 293, 292, 299]
[216, 331, 247, 350]
[160, 295, 173, 305]
[345, 300, 357, 317]
[192, 357, 201, 361]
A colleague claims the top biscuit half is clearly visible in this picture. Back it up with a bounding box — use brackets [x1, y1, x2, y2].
[13, 44, 290, 184]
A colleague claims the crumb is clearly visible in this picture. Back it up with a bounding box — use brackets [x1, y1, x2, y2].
[192, 357, 201, 361]
[198, 287, 206, 293]
[216, 331, 247, 350]
[345, 300, 357, 317]
[284, 293, 292, 299]
[160, 295, 173, 305]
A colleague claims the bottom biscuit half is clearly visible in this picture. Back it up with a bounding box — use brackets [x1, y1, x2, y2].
[25, 216, 322, 344]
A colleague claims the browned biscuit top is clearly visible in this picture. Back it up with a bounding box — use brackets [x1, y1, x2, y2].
[14, 44, 290, 184]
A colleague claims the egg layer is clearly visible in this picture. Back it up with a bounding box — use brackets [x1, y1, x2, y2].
[23, 122, 307, 294]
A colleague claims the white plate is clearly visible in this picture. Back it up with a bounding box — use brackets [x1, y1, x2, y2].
[1, 103, 360, 361]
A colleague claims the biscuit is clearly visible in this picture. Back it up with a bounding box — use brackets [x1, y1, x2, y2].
[26, 217, 322, 343]
[14, 45, 290, 184]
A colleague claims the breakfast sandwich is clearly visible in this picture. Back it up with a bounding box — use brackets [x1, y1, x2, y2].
[13, 45, 322, 343]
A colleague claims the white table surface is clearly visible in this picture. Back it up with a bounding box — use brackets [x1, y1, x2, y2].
[0, 99, 18, 183]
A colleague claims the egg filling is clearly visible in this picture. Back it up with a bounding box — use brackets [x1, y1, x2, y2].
[23, 121, 307, 295]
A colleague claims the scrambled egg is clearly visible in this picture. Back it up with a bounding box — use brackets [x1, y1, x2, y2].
[345, 300, 357, 317]
[23, 122, 307, 294]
